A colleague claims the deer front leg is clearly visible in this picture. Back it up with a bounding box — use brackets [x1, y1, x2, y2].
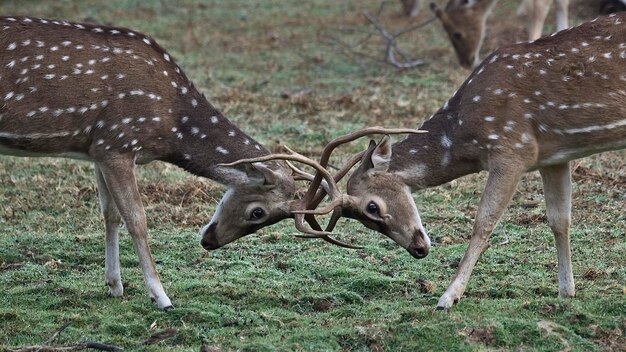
[539, 163, 575, 298]
[436, 163, 525, 309]
[95, 165, 124, 297]
[96, 158, 173, 310]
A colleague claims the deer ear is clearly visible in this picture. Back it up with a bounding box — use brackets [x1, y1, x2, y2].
[355, 136, 392, 176]
[243, 162, 279, 186]
[370, 136, 392, 174]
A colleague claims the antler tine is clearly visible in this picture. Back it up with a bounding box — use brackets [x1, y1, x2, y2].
[218, 151, 347, 238]
[294, 213, 362, 249]
[218, 152, 341, 199]
[303, 126, 427, 208]
[310, 150, 365, 208]
[324, 207, 343, 233]
[302, 127, 426, 206]
[292, 197, 344, 216]
[286, 160, 333, 194]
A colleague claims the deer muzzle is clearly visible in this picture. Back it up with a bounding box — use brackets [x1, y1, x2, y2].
[407, 228, 431, 259]
[199, 222, 221, 250]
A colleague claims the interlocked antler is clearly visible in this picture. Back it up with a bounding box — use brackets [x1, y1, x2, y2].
[217, 149, 360, 249]
[301, 127, 426, 235]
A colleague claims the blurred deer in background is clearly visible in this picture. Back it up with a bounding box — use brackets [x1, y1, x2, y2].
[401, 0, 423, 17]
[431, 0, 570, 68]
[292, 12, 626, 309]
[0, 16, 332, 309]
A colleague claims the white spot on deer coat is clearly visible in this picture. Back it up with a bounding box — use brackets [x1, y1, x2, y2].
[7, 42, 16, 50]
[441, 134, 452, 148]
[472, 96, 481, 102]
[215, 146, 228, 155]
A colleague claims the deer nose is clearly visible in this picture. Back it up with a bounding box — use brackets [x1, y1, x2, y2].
[200, 222, 220, 250]
[408, 229, 430, 259]
[409, 245, 429, 259]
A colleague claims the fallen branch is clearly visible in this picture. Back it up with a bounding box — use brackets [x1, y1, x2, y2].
[362, 11, 434, 68]
[9, 320, 123, 352]
[143, 328, 178, 345]
[9, 342, 123, 352]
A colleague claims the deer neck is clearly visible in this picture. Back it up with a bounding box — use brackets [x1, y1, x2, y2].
[157, 99, 277, 185]
[388, 108, 483, 191]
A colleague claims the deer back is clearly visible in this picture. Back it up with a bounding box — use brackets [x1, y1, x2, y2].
[343, 12, 626, 258]
[0, 16, 298, 250]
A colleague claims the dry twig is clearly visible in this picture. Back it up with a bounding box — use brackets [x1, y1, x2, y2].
[9, 321, 123, 352]
[361, 11, 433, 68]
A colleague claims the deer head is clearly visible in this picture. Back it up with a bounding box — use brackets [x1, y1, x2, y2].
[200, 128, 427, 251]
[341, 137, 431, 259]
[199, 162, 296, 250]
[430, 0, 497, 68]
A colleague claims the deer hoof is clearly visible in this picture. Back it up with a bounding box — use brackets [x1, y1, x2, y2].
[106, 281, 124, 297]
[436, 292, 458, 310]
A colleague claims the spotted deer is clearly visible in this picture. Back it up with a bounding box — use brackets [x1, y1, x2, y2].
[431, 0, 570, 68]
[0, 16, 309, 309]
[309, 12, 625, 309]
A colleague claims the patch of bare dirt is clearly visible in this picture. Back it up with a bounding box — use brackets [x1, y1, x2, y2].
[516, 213, 546, 226]
[572, 165, 626, 188]
[140, 179, 219, 207]
[588, 324, 626, 351]
[459, 326, 496, 347]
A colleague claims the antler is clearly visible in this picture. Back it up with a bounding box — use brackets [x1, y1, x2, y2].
[296, 127, 425, 242]
[302, 127, 426, 211]
[217, 149, 360, 249]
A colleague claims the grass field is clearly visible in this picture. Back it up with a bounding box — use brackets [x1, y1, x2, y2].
[1, 1, 625, 351]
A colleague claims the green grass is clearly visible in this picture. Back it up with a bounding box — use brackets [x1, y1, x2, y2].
[1, 0, 625, 351]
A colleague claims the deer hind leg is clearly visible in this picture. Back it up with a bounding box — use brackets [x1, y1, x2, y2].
[539, 163, 575, 298]
[437, 162, 526, 309]
[96, 158, 173, 309]
[553, 0, 569, 32]
[95, 165, 124, 298]
[528, 0, 552, 41]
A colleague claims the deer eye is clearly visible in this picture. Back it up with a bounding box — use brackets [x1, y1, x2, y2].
[249, 207, 265, 220]
[452, 31, 463, 41]
[366, 201, 379, 215]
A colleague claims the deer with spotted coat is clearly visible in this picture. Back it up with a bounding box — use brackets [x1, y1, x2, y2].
[288, 12, 625, 309]
[0, 15, 344, 309]
[0, 16, 417, 309]
[431, 0, 570, 68]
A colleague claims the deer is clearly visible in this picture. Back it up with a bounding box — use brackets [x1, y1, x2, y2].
[0, 15, 357, 310]
[343, 12, 626, 309]
[0, 16, 419, 308]
[430, 0, 570, 68]
[233, 12, 626, 310]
